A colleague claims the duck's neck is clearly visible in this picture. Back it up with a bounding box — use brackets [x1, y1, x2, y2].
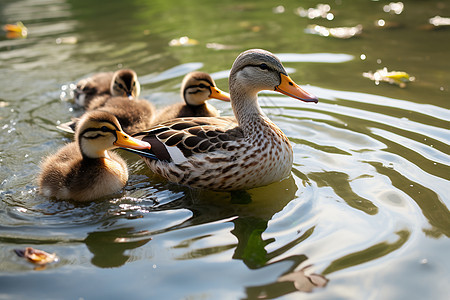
[231, 84, 271, 136]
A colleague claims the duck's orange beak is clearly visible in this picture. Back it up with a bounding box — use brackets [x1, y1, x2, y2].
[275, 74, 318, 103]
[114, 131, 151, 150]
[210, 86, 231, 102]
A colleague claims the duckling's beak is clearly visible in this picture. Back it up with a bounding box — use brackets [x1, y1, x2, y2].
[210, 87, 231, 102]
[114, 131, 151, 150]
[275, 74, 319, 103]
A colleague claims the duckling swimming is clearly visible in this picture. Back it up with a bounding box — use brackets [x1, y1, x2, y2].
[38, 111, 151, 202]
[74, 69, 141, 108]
[152, 71, 230, 123]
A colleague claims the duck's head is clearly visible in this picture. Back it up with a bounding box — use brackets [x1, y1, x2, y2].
[181, 71, 230, 106]
[76, 111, 150, 158]
[110, 69, 141, 99]
[229, 49, 318, 103]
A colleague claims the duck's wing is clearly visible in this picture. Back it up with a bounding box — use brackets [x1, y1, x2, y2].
[127, 117, 242, 163]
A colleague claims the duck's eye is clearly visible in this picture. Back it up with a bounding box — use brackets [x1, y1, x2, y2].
[198, 84, 207, 89]
[259, 63, 269, 70]
[100, 126, 109, 132]
[118, 83, 124, 89]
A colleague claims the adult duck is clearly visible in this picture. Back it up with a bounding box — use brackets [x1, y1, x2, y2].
[152, 71, 230, 123]
[39, 111, 151, 202]
[74, 69, 140, 108]
[123, 49, 318, 190]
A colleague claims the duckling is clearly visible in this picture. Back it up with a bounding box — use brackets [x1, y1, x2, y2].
[39, 111, 151, 202]
[152, 71, 230, 124]
[74, 69, 141, 108]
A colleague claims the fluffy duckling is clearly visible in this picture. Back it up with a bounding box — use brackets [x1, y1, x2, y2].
[39, 111, 151, 202]
[74, 69, 141, 108]
[152, 72, 230, 124]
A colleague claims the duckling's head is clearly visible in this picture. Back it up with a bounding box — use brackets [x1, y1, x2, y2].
[110, 69, 141, 99]
[181, 71, 230, 106]
[229, 49, 318, 103]
[76, 110, 150, 159]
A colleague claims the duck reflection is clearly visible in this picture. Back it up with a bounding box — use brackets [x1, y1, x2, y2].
[84, 227, 152, 268]
[227, 177, 328, 297]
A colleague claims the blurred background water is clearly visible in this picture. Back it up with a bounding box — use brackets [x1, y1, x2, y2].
[0, 0, 449, 299]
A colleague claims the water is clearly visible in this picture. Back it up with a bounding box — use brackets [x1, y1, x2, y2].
[1, 0, 449, 299]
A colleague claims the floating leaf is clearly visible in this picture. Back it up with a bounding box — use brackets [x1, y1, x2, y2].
[278, 265, 328, 292]
[306, 24, 363, 39]
[3, 21, 27, 38]
[363, 67, 415, 88]
[14, 247, 58, 265]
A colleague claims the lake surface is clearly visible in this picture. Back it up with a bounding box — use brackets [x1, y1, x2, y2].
[0, 0, 449, 299]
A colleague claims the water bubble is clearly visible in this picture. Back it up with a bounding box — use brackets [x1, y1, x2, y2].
[377, 59, 382, 64]
[360, 54, 366, 60]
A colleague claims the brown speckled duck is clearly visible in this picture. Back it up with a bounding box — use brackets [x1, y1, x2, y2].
[125, 49, 318, 191]
[74, 69, 141, 108]
[39, 111, 151, 202]
[152, 71, 230, 123]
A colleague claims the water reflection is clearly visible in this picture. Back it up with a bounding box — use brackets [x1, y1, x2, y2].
[85, 227, 152, 268]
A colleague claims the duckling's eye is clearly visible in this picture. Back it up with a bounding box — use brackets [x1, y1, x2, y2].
[118, 83, 124, 89]
[198, 84, 207, 89]
[100, 126, 109, 132]
[259, 63, 269, 70]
